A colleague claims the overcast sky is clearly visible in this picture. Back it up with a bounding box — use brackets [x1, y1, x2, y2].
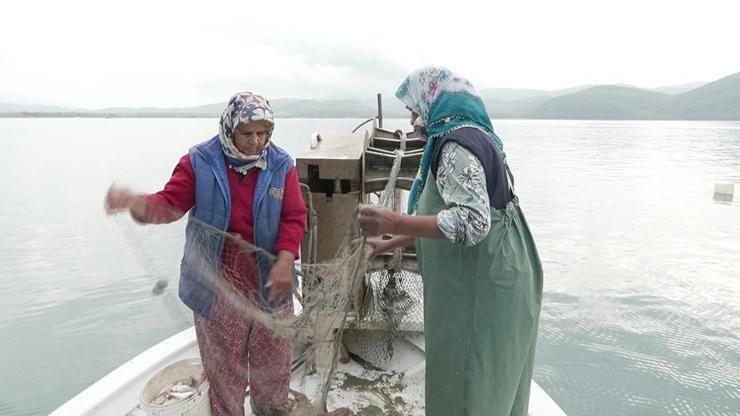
[2, 0, 739, 108]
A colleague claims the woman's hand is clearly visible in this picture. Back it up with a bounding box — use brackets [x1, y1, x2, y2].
[266, 251, 296, 303]
[105, 184, 149, 221]
[357, 205, 400, 237]
[105, 185, 137, 214]
[365, 235, 416, 257]
[365, 237, 394, 257]
[359, 206, 445, 240]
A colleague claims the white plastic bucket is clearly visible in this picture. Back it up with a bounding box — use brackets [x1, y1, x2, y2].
[139, 358, 212, 416]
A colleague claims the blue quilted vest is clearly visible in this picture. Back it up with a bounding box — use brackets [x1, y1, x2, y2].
[179, 135, 296, 319]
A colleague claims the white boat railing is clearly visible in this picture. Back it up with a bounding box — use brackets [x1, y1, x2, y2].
[51, 328, 199, 416]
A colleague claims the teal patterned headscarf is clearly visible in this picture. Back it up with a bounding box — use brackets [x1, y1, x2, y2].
[395, 66, 503, 214]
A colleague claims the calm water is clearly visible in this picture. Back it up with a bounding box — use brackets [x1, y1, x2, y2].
[0, 118, 738, 415]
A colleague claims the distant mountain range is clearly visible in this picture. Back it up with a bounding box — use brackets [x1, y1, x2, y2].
[479, 73, 739, 120]
[2, 72, 739, 120]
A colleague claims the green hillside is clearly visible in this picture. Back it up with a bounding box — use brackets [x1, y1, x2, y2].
[525, 72, 739, 120]
[271, 99, 374, 118]
[670, 72, 740, 120]
[484, 96, 549, 119]
[529, 86, 672, 119]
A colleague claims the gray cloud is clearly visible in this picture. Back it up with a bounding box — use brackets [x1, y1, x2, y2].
[194, 34, 410, 100]
[262, 35, 408, 80]
[300, 44, 405, 79]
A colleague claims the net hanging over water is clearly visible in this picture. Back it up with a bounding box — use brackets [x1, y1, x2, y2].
[119, 193, 425, 415]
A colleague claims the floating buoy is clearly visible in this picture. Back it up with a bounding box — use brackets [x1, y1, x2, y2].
[714, 183, 734, 196]
[713, 183, 734, 203]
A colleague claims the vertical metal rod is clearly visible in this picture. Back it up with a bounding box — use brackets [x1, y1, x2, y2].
[377, 93, 383, 128]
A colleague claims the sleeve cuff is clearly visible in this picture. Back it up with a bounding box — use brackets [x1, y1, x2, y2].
[436, 210, 459, 244]
[272, 242, 301, 259]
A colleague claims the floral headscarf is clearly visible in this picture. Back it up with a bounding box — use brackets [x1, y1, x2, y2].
[218, 92, 275, 174]
[395, 66, 504, 213]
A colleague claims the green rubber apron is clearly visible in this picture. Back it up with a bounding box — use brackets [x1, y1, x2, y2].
[415, 168, 543, 416]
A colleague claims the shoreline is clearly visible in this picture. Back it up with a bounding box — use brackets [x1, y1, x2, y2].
[2, 113, 740, 121]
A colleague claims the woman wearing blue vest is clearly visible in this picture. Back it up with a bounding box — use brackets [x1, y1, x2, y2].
[105, 92, 310, 415]
[357, 67, 543, 416]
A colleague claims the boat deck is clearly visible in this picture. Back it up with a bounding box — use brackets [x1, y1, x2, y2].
[52, 327, 566, 416]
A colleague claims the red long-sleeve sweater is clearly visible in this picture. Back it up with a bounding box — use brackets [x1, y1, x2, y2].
[143, 154, 307, 259]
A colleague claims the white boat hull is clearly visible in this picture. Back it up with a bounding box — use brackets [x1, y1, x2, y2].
[51, 327, 566, 416]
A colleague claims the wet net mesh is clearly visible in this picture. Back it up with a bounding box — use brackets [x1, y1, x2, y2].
[184, 213, 367, 415]
[116, 192, 424, 415]
[354, 268, 423, 363]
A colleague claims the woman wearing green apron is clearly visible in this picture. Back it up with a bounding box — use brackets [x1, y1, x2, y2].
[358, 67, 543, 416]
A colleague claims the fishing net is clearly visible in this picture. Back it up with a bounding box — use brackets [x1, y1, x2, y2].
[113, 133, 426, 415]
[353, 267, 424, 364]
[348, 132, 426, 369]
[181, 210, 367, 415]
[115, 193, 424, 415]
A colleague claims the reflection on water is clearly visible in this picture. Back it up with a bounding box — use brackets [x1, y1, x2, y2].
[0, 118, 738, 415]
[713, 193, 734, 203]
